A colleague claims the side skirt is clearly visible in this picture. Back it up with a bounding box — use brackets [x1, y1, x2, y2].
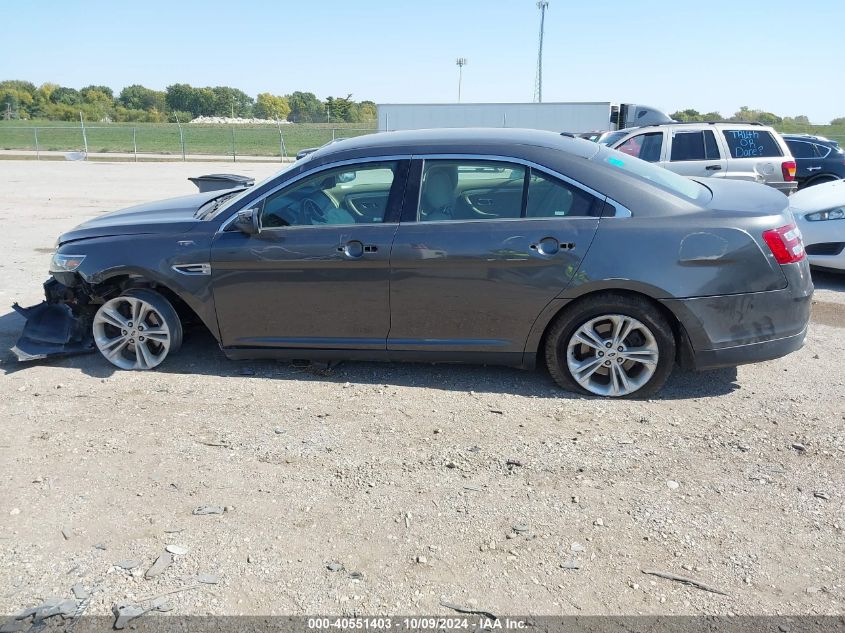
[222, 346, 528, 368]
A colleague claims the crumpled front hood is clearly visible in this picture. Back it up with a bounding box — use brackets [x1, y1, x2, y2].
[57, 189, 243, 245]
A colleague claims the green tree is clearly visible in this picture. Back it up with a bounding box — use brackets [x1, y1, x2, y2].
[325, 94, 355, 123]
[80, 88, 115, 120]
[287, 91, 325, 122]
[165, 84, 196, 118]
[358, 100, 377, 121]
[118, 85, 166, 112]
[51, 87, 82, 106]
[830, 117, 845, 126]
[255, 93, 291, 120]
[81, 85, 114, 100]
[210, 86, 253, 117]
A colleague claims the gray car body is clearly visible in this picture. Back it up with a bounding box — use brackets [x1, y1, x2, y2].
[42, 128, 812, 372]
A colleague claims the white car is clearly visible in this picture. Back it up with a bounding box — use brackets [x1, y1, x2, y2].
[790, 179, 845, 271]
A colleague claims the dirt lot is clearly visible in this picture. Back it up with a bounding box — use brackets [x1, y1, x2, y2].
[0, 161, 843, 620]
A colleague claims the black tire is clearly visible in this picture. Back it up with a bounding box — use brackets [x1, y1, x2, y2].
[803, 175, 838, 189]
[544, 293, 676, 398]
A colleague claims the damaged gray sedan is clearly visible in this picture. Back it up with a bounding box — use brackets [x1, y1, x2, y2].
[12, 129, 813, 397]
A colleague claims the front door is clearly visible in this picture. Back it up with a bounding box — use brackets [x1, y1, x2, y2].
[211, 159, 408, 350]
[387, 158, 602, 357]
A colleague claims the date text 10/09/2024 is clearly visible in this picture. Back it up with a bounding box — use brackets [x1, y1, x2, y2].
[307, 617, 528, 630]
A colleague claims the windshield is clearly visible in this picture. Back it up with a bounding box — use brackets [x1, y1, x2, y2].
[597, 131, 629, 146]
[201, 163, 297, 221]
[595, 146, 710, 202]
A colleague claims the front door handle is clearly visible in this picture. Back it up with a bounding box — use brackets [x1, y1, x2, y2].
[529, 237, 561, 256]
[338, 240, 364, 258]
[705, 164, 722, 171]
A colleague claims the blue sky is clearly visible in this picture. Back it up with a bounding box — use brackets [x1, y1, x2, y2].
[2, 0, 843, 123]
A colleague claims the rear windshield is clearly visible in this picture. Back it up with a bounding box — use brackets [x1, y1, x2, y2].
[722, 129, 783, 159]
[596, 147, 710, 202]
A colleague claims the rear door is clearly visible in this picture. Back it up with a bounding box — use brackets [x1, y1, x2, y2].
[665, 128, 727, 178]
[387, 158, 603, 357]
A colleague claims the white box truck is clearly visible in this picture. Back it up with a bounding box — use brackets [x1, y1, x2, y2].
[376, 102, 671, 134]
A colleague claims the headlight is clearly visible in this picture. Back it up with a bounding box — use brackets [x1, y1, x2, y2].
[806, 207, 845, 222]
[50, 253, 86, 272]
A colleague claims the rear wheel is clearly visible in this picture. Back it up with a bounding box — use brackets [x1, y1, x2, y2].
[545, 294, 676, 398]
[92, 289, 182, 370]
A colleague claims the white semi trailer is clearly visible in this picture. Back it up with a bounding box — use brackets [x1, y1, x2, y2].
[376, 102, 671, 134]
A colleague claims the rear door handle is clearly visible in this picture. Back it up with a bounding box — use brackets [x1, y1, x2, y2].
[807, 167, 821, 171]
[337, 240, 364, 258]
[705, 165, 722, 171]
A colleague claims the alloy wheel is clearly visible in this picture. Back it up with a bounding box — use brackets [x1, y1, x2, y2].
[566, 314, 659, 397]
[93, 296, 172, 370]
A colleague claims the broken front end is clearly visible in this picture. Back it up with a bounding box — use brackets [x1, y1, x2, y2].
[12, 278, 97, 361]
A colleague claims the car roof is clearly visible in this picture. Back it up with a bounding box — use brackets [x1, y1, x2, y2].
[617, 121, 774, 134]
[783, 133, 837, 146]
[308, 127, 601, 161]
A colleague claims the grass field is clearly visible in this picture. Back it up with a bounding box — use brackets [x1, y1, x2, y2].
[1, 119, 843, 159]
[0, 121, 377, 158]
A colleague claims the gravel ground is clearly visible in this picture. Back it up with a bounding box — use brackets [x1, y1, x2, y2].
[0, 161, 843, 621]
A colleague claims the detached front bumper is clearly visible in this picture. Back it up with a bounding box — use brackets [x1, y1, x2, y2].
[11, 278, 95, 362]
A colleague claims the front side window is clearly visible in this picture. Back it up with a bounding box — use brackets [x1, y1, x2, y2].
[670, 130, 721, 161]
[259, 161, 400, 228]
[616, 132, 663, 162]
[722, 129, 783, 158]
[525, 170, 603, 218]
[418, 160, 525, 222]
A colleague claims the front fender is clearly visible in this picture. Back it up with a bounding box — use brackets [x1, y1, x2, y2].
[59, 233, 221, 342]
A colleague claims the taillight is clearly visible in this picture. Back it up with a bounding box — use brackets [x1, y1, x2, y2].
[781, 160, 797, 181]
[763, 223, 805, 264]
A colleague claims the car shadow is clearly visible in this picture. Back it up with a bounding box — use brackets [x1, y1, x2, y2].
[1, 312, 739, 400]
[810, 268, 845, 292]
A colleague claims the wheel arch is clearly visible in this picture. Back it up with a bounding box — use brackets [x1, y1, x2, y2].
[523, 286, 695, 371]
[803, 174, 839, 188]
[87, 270, 220, 341]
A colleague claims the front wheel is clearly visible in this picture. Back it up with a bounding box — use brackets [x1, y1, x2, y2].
[545, 294, 676, 398]
[92, 289, 182, 370]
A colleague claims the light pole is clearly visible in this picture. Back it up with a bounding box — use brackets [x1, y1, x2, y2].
[535, 1, 549, 103]
[456, 58, 467, 102]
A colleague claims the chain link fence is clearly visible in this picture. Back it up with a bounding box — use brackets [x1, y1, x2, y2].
[0, 123, 378, 161]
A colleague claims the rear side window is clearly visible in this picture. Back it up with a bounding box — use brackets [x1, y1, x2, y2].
[814, 144, 832, 158]
[670, 130, 721, 161]
[616, 132, 663, 162]
[525, 170, 603, 218]
[722, 129, 783, 158]
[786, 140, 815, 159]
[418, 160, 525, 222]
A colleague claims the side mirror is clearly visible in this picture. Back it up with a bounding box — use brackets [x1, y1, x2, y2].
[233, 207, 260, 235]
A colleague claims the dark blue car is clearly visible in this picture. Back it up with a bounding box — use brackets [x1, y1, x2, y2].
[783, 134, 845, 189]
